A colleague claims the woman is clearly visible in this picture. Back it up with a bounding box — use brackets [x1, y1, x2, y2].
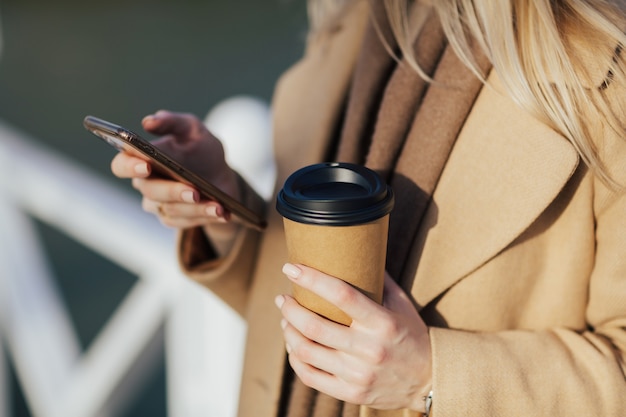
[111, 0, 626, 415]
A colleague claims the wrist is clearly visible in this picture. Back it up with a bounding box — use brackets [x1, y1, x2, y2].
[203, 222, 240, 257]
[423, 390, 434, 417]
[410, 382, 433, 414]
[409, 327, 433, 413]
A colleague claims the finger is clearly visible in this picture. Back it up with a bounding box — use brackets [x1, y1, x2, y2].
[287, 354, 362, 406]
[111, 152, 151, 179]
[281, 315, 371, 387]
[160, 213, 226, 229]
[277, 293, 350, 352]
[282, 263, 386, 326]
[161, 201, 228, 222]
[281, 313, 340, 374]
[287, 353, 339, 393]
[141, 199, 226, 228]
[142, 110, 207, 142]
[132, 177, 200, 205]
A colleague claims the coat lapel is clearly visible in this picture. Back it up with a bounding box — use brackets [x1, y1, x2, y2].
[409, 72, 580, 308]
[272, 1, 372, 184]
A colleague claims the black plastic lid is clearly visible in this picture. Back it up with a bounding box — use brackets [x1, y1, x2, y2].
[276, 162, 394, 226]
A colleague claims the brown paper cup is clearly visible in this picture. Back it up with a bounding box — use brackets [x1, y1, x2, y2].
[283, 216, 389, 325]
[276, 162, 394, 326]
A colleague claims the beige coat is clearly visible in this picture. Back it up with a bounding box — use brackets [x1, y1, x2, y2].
[180, 2, 626, 416]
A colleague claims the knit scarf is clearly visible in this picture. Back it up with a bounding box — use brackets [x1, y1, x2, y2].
[283, 2, 491, 416]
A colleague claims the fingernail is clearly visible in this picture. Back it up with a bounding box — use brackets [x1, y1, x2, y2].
[274, 295, 285, 309]
[181, 190, 196, 203]
[206, 204, 225, 218]
[286, 344, 292, 354]
[280, 319, 287, 329]
[141, 115, 155, 125]
[134, 163, 149, 175]
[282, 263, 302, 280]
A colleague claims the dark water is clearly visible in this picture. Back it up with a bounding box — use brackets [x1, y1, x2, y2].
[0, 0, 308, 415]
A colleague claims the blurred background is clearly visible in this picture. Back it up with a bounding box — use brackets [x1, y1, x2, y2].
[0, 0, 308, 416]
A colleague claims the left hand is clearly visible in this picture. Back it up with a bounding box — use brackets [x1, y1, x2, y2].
[111, 110, 239, 229]
[275, 263, 433, 411]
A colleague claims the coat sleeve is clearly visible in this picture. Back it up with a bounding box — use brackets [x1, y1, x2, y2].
[427, 74, 626, 416]
[177, 172, 267, 316]
[429, 179, 626, 414]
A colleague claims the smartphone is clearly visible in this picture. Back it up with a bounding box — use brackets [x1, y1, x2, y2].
[83, 115, 267, 230]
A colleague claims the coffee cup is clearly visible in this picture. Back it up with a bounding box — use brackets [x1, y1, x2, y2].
[276, 162, 394, 326]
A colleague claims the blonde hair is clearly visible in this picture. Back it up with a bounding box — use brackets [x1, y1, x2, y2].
[308, 0, 626, 188]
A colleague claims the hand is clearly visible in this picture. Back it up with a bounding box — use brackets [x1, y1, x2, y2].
[110, 110, 239, 230]
[275, 264, 433, 411]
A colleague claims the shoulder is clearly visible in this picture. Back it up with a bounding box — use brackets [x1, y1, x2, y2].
[272, 0, 370, 108]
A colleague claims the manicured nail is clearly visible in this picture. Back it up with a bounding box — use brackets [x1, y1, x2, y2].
[280, 319, 287, 329]
[134, 163, 149, 175]
[274, 295, 285, 309]
[286, 344, 292, 354]
[282, 263, 302, 279]
[142, 114, 159, 123]
[181, 190, 196, 203]
[206, 205, 218, 217]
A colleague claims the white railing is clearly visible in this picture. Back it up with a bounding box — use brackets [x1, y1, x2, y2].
[0, 96, 274, 417]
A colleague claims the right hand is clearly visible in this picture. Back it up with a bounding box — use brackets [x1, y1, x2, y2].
[110, 110, 239, 231]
